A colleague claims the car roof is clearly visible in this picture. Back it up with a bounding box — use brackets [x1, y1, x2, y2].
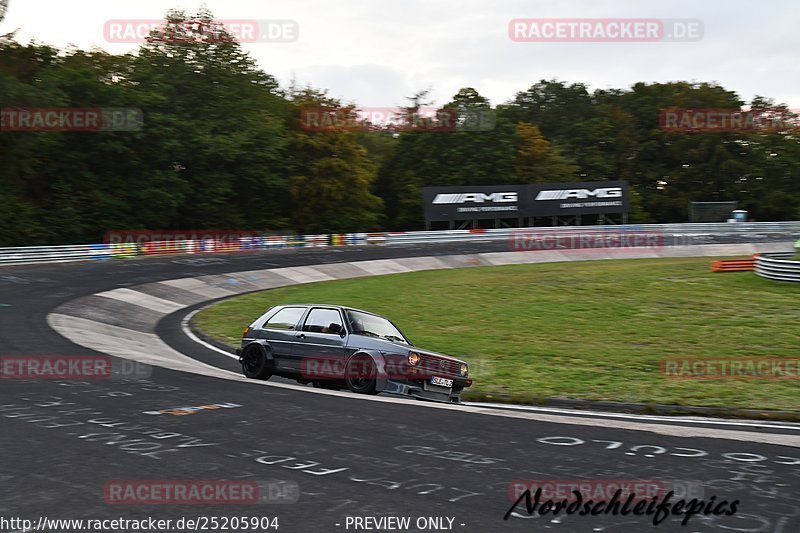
[277, 303, 377, 316]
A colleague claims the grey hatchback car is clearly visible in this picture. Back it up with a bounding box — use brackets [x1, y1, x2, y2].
[236, 304, 472, 403]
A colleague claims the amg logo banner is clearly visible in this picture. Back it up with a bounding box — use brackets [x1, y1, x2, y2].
[432, 192, 518, 204]
[423, 181, 627, 221]
[535, 188, 623, 201]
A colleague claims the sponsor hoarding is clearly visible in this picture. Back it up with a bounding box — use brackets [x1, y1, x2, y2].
[422, 185, 529, 222]
[528, 180, 628, 217]
[422, 182, 628, 222]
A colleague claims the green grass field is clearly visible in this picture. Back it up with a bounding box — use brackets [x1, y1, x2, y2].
[193, 257, 800, 411]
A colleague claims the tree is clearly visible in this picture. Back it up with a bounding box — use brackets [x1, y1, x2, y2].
[514, 122, 577, 183]
[129, 9, 291, 230]
[284, 88, 383, 233]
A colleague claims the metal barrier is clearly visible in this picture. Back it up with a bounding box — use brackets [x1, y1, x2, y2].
[1, 221, 799, 267]
[755, 252, 800, 282]
[383, 222, 800, 245]
[0, 244, 112, 265]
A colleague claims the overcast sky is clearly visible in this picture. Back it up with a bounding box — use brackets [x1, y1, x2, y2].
[2, 0, 798, 109]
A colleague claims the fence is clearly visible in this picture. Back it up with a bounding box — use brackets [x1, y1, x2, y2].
[755, 252, 800, 282]
[1, 222, 799, 267]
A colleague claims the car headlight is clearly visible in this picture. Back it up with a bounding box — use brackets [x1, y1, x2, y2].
[408, 352, 420, 366]
[460, 363, 468, 376]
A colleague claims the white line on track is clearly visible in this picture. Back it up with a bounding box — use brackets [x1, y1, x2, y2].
[181, 308, 240, 360]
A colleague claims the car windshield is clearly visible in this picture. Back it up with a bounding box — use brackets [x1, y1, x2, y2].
[346, 310, 409, 344]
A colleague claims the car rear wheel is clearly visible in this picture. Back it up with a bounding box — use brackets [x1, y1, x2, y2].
[345, 354, 378, 395]
[241, 344, 272, 380]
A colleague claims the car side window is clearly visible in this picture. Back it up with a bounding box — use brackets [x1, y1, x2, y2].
[264, 307, 306, 330]
[302, 308, 343, 334]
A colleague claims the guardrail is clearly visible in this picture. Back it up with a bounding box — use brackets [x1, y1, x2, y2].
[0, 244, 113, 265]
[0, 234, 376, 266]
[384, 222, 800, 245]
[755, 252, 800, 282]
[1, 222, 799, 267]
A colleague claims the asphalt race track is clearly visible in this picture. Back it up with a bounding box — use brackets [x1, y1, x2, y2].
[2, 239, 799, 533]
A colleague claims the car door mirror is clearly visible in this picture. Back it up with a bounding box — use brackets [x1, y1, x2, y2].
[328, 323, 345, 337]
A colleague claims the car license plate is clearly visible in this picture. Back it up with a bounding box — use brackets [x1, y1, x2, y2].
[430, 376, 453, 388]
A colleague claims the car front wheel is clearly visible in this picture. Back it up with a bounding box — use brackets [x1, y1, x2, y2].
[345, 354, 377, 395]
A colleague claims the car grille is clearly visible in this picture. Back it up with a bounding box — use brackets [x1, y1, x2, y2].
[418, 353, 461, 376]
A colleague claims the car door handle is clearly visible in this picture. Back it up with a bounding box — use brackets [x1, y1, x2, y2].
[296, 333, 305, 339]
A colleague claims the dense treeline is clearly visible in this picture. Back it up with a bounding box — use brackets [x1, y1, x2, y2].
[1, 10, 799, 245]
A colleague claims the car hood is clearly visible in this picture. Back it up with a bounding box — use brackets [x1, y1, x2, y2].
[349, 335, 467, 365]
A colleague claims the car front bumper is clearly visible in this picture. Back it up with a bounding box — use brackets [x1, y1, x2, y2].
[383, 378, 468, 404]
